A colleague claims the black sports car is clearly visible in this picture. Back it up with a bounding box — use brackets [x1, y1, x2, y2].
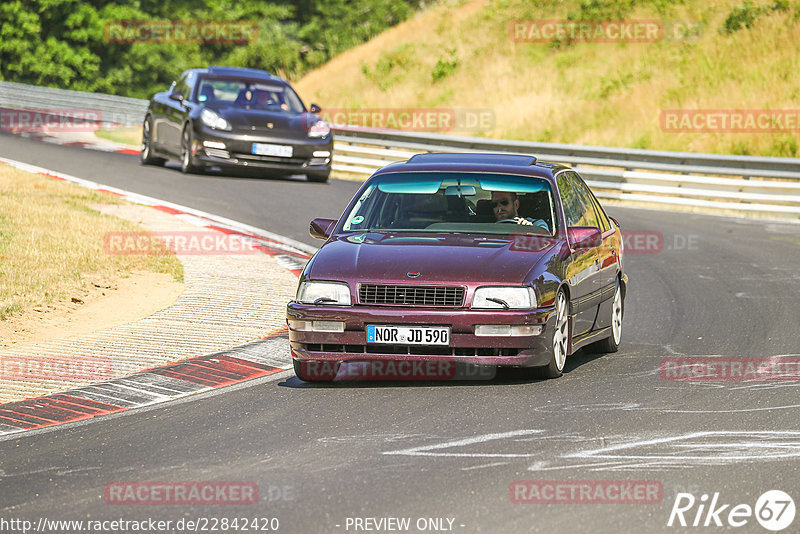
[140, 66, 333, 182]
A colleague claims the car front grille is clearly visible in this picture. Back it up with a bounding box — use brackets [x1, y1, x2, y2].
[231, 153, 308, 165]
[358, 284, 465, 307]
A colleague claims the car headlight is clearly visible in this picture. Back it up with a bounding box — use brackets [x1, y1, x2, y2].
[307, 119, 330, 138]
[200, 109, 232, 131]
[297, 281, 351, 305]
[471, 287, 536, 309]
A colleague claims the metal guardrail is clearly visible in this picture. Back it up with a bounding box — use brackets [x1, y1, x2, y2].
[1, 81, 799, 217]
[0, 81, 148, 127]
[331, 129, 800, 216]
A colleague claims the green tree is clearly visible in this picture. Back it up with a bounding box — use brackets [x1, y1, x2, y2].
[0, 0, 425, 96]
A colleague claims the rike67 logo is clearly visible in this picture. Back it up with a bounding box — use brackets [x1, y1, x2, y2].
[668, 490, 795, 531]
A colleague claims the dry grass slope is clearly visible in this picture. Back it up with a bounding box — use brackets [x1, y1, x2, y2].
[0, 164, 183, 320]
[295, 0, 800, 157]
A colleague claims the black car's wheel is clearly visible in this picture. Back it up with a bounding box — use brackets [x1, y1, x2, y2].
[540, 289, 570, 378]
[180, 126, 203, 174]
[140, 115, 166, 166]
[590, 281, 623, 354]
[293, 359, 338, 382]
[306, 170, 330, 183]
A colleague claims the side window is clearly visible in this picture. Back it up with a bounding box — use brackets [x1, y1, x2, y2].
[174, 75, 189, 99]
[572, 172, 610, 232]
[589, 193, 611, 232]
[566, 172, 601, 228]
[556, 172, 580, 226]
[174, 72, 196, 100]
[184, 72, 197, 100]
[557, 171, 598, 227]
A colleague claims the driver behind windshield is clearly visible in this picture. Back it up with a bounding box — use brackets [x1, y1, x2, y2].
[491, 191, 549, 230]
[253, 89, 289, 110]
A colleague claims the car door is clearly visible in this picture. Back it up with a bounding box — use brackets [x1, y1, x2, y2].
[572, 173, 622, 331]
[159, 72, 195, 155]
[149, 85, 171, 152]
[556, 170, 604, 337]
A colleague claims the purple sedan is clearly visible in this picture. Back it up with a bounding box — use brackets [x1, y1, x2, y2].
[287, 153, 627, 381]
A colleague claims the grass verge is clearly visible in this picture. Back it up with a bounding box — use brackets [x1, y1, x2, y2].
[95, 126, 142, 147]
[0, 163, 182, 321]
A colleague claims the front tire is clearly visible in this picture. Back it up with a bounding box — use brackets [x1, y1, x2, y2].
[306, 170, 330, 183]
[180, 126, 203, 174]
[540, 289, 569, 378]
[590, 282, 623, 354]
[140, 115, 166, 166]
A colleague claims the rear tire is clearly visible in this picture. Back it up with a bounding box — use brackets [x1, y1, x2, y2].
[590, 282, 623, 354]
[140, 115, 166, 166]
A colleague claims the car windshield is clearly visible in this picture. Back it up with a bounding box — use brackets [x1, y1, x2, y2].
[341, 172, 556, 235]
[195, 77, 305, 113]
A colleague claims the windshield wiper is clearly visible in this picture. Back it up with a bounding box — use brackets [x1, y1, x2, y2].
[486, 297, 510, 309]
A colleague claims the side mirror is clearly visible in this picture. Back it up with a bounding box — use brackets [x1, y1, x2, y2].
[310, 218, 337, 240]
[567, 227, 602, 249]
[309, 104, 322, 113]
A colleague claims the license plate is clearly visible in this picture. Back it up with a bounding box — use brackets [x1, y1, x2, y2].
[366, 325, 450, 345]
[251, 143, 293, 157]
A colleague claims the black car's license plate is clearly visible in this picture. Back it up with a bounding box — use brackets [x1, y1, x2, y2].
[366, 325, 450, 345]
[251, 143, 293, 157]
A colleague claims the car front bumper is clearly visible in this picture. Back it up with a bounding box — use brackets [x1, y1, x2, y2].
[192, 125, 333, 174]
[286, 303, 558, 368]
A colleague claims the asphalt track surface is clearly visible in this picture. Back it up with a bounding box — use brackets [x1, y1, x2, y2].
[1, 132, 799, 533]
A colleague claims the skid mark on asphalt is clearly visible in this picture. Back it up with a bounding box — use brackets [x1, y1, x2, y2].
[318, 433, 431, 444]
[383, 429, 544, 458]
[461, 461, 510, 471]
[383, 429, 800, 472]
[547, 431, 800, 472]
[529, 399, 800, 414]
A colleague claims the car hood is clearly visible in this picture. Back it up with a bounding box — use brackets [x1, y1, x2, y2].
[205, 104, 318, 136]
[306, 233, 559, 285]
